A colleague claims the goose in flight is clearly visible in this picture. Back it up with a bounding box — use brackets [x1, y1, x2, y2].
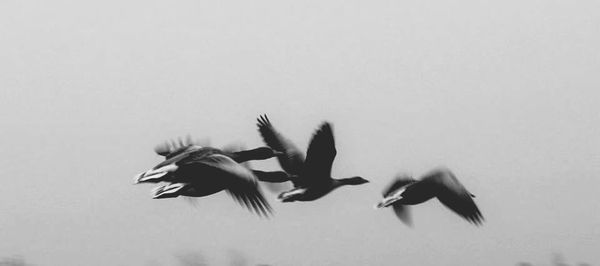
[375, 168, 484, 226]
[256, 115, 369, 202]
[135, 137, 283, 184]
[134, 137, 274, 217]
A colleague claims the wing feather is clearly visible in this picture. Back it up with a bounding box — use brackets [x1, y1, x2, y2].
[256, 115, 305, 175]
[201, 154, 273, 217]
[154, 137, 204, 159]
[424, 169, 484, 225]
[302, 122, 337, 183]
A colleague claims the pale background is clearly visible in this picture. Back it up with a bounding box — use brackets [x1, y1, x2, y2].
[1, 0, 599, 265]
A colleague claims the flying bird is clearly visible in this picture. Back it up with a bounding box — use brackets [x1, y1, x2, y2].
[256, 115, 369, 202]
[135, 137, 283, 184]
[375, 168, 484, 226]
[134, 137, 276, 217]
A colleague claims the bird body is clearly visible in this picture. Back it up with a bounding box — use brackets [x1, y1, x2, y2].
[387, 181, 437, 206]
[376, 168, 483, 226]
[134, 138, 275, 217]
[256, 115, 369, 203]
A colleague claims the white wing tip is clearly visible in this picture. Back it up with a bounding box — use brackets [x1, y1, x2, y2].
[152, 183, 187, 199]
[134, 164, 179, 184]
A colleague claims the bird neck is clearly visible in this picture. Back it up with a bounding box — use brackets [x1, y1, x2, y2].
[334, 176, 366, 186]
[231, 147, 267, 162]
[332, 177, 353, 188]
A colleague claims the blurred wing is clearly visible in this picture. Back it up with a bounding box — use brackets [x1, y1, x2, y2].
[154, 136, 205, 159]
[303, 122, 337, 182]
[253, 170, 293, 193]
[221, 142, 246, 155]
[391, 204, 412, 226]
[201, 154, 273, 217]
[222, 142, 249, 167]
[149, 147, 204, 171]
[425, 169, 484, 225]
[256, 114, 305, 175]
[199, 154, 257, 183]
[382, 175, 416, 197]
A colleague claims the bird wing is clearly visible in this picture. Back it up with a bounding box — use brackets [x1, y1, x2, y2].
[221, 142, 246, 156]
[391, 204, 412, 226]
[256, 115, 305, 175]
[302, 122, 337, 183]
[154, 136, 204, 159]
[199, 154, 273, 217]
[382, 175, 416, 197]
[152, 146, 214, 169]
[424, 169, 484, 225]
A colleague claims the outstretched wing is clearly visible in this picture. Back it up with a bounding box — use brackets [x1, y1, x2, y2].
[423, 169, 484, 225]
[302, 122, 337, 183]
[200, 154, 273, 217]
[256, 115, 305, 175]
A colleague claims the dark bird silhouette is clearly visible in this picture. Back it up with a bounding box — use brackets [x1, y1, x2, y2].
[256, 115, 369, 202]
[134, 137, 275, 217]
[375, 167, 484, 226]
[135, 137, 283, 184]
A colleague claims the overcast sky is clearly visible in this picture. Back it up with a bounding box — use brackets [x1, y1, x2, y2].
[1, 0, 599, 265]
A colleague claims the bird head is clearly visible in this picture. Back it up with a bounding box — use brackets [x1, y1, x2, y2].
[345, 176, 370, 185]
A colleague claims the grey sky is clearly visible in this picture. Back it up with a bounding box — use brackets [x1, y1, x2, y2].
[1, 0, 599, 265]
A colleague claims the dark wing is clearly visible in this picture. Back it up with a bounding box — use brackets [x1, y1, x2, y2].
[391, 204, 412, 226]
[256, 115, 305, 175]
[382, 175, 416, 197]
[200, 154, 273, 217]
[302, 122, 337, 183]
[424, 169, 484, 225]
